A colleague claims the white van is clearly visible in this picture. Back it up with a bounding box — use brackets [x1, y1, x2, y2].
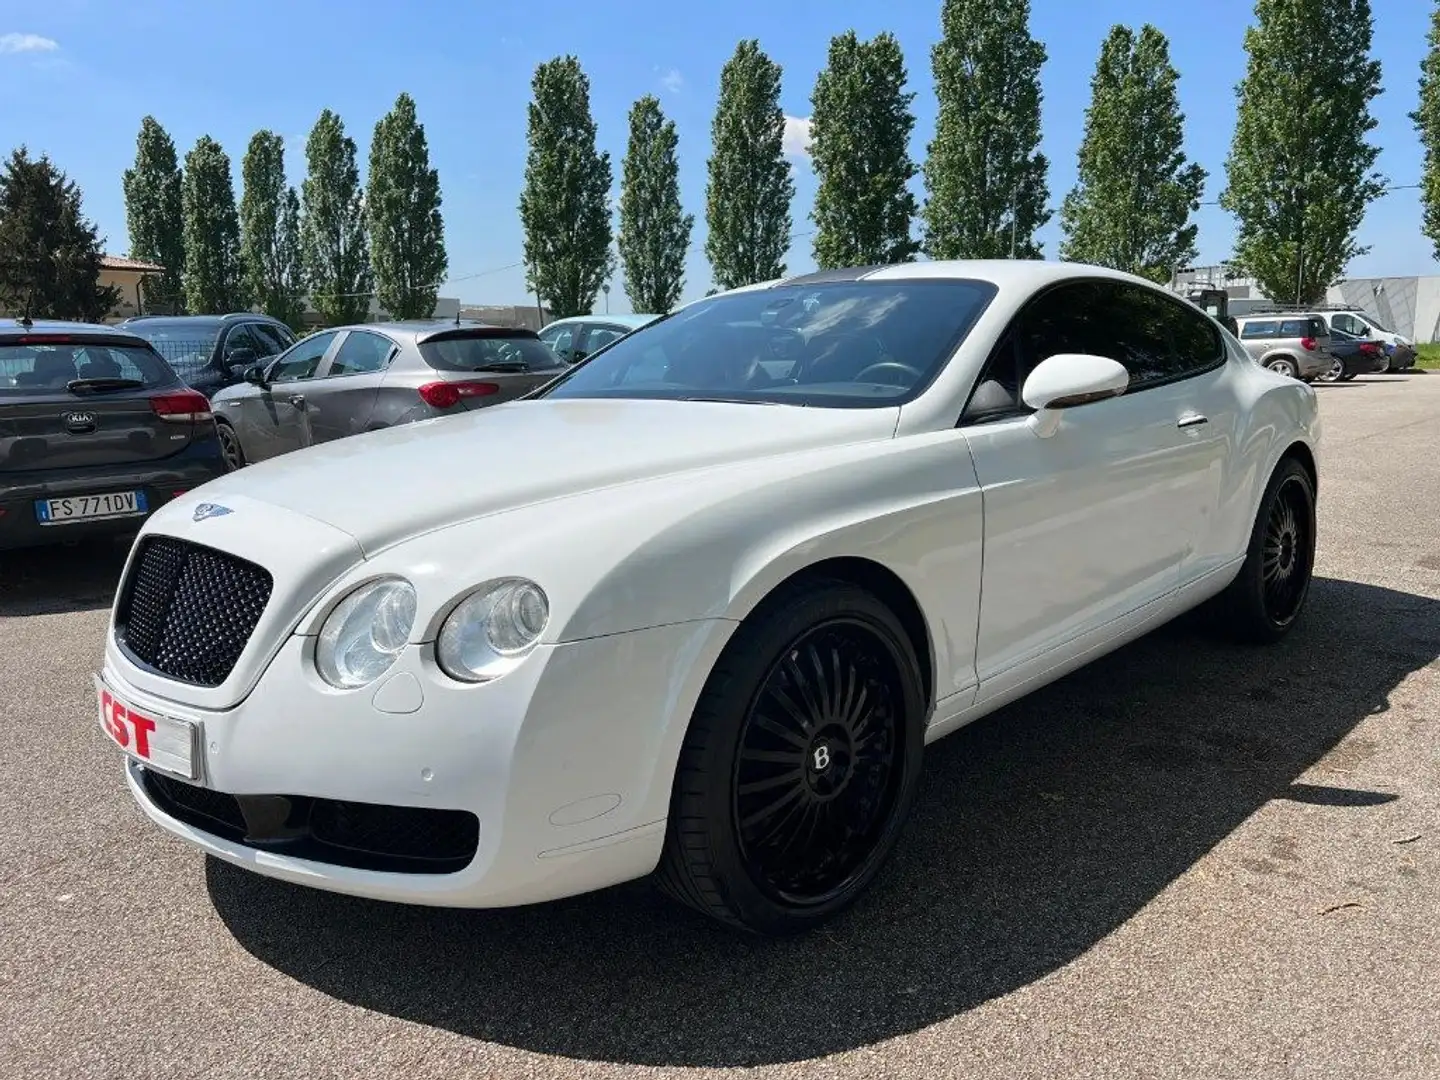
[1315, 310, 1416, 372]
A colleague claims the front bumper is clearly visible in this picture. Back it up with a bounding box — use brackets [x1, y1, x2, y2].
[105, 616, 733, 908]
[0, 451, 226, 552]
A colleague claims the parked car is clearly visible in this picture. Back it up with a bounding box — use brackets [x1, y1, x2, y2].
[94, 261, 1319, 936]
[209, 320, 568, 469]
[0, 318, 226, 552]
[120, 314, 298, 397]
[1314, 309, 1415, 372]
[1232, 314, 1333, 381]
[538, 312, 660, 363]
[1316, 327, 1388, 382]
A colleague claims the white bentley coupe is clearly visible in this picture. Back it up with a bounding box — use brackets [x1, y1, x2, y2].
[95, 261, 1319, 936]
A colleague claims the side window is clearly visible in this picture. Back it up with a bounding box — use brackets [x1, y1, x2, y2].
[251, 323, 294, 356]
[327, 330, 395, 377]
[221, 324, 262, 363]
[542, 325, 575, 359]
[1332, 313, 1360, 336]
[582, 325, 625, 353]
[269, 331, 336, 383]
[1151, 291, 1224, 375]
[1240, 321, 1276, 339]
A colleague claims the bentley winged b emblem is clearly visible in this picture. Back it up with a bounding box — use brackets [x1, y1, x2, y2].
[193, 503, 234, 522]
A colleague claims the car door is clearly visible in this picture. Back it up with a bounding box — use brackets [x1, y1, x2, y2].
[303, 328, 397, 444]
[234, 330, 339, 462]
[960, 278, 1226, 700]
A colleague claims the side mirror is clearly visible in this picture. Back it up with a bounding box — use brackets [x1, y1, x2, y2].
[1021, 353, 1130, 437]
[243, 363, 269, 388]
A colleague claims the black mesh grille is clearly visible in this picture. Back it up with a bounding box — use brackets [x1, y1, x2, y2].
[311, 800, 481, 864]
[116, 536, 273, 687]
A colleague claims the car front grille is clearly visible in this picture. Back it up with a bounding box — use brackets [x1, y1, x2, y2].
[141, 769, 480, 875]
[116, 536, 273, 687]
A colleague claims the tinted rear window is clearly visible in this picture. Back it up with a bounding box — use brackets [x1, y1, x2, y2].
[1276, 318, 1325, 337]
[124, 321, 222, 379]
[0, 342, 175, 394]
[419, 332, 565, 372]
[1239, 321, 1278, 339]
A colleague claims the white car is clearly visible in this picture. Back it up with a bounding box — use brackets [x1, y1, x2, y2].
[95, 260, 1320, 936]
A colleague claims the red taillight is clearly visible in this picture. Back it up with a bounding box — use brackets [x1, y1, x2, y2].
[1360, 342, 1380, 355]
[18, 334, 76, 344]
[149, 389, 213, 423]
[417, 380, 500, 408]
[1300, 337, 1317, 351]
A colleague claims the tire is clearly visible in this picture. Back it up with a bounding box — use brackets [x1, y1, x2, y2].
[1265, 356, 1300, 379]
[1213, 457, 1316, 645]
[1315, 358, 1343, 383]
[656, 578, 925, 936]
[1339, 372, 1357, 382]
[216, 420, 246, 471]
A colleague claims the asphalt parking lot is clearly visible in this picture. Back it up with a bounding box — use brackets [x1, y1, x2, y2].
[2, 374, 1437, 1080]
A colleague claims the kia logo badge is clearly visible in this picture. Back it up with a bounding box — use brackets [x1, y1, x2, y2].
[62, 411, 96, 432]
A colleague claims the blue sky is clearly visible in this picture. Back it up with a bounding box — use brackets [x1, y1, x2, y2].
[0, 0, 1434, 314]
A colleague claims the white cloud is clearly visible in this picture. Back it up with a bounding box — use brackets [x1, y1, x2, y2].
[659, 68, 684, 94]
[782, 115, 812, 158]
[0, 33, 59, 54]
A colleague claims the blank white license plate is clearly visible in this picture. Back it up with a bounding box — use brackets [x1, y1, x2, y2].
[36, 490, 148, 525]
[95, 675, 199, 780]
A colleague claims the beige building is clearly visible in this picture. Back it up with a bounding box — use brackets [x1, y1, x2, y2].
[99, 255, 168, 321]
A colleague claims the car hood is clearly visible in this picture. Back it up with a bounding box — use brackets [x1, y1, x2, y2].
[177, 398, 900, 554]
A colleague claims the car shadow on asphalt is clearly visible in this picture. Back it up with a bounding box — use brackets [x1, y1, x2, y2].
[206, 575, 1440, 1068]
[0, 538, 131, 617]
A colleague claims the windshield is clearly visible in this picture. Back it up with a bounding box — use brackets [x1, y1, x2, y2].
[124, 320, 221, 378]
[420, 330, 566, 372]
[0, 341, 176, 395]
[537, 279, 999, 407]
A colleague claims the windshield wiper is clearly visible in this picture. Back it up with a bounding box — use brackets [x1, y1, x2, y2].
[469, 361, 528, 373]
[677, 396, 786, 406]
[65, 377, 146, 393]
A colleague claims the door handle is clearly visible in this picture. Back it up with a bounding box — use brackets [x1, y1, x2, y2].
[288, 394, 306, 408]
[1177, 413, 1208, 429]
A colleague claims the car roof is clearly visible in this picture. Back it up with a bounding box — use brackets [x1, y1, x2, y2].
[547, 313, 659, 329]
[0, 318, 151, 346]
[122, 312, 288, 326]
[318, 319, 540, 345]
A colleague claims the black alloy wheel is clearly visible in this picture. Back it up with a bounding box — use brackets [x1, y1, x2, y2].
[1211, 456, 1316, 644]
[1259, 472, 1313, 629]
[732, 619, 905, 908]
[657, 579, 924, 935]
[216, 421, 245, 471]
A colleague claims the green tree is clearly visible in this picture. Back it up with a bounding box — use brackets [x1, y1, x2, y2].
[1059, 25, 1207, 282]
[518, 57, 613, 319]
[301, 109, 371, 325]
[368, 92, 447, 319]
[1219, 0, 1384, 304]
[240, 130, 305, 326]
[181, 135, 245, 314]
[1413, 1, 1440, 261]
[809, 30, 919, 268]
[0, 146, 121, 320]
[922, 0, 1050, 259]
[705, 39, 795, 289]
[617, 95, 693, 314]
[122, 116, 186, 313]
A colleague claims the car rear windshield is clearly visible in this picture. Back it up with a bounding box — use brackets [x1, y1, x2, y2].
[419, 330, 565, 372]
[537, 279, 1000, 408]
[123, 320, 221, 376]
[0, 341, 176, 395]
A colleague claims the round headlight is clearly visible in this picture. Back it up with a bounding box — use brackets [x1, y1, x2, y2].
[316, 578, 417, 689]
[437, 578, 549, 683]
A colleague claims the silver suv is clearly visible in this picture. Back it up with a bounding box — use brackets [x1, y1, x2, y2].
[1233, 314, 1332, 381]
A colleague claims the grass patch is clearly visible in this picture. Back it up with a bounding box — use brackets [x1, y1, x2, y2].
[1416, 343, 1440, 370]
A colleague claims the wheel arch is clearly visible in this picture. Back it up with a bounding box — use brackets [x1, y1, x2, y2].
[729, 556, 936, 716]
[1280, 439, 1318, 499]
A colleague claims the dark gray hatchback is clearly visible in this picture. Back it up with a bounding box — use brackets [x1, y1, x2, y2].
[0, 319, 228, 552]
